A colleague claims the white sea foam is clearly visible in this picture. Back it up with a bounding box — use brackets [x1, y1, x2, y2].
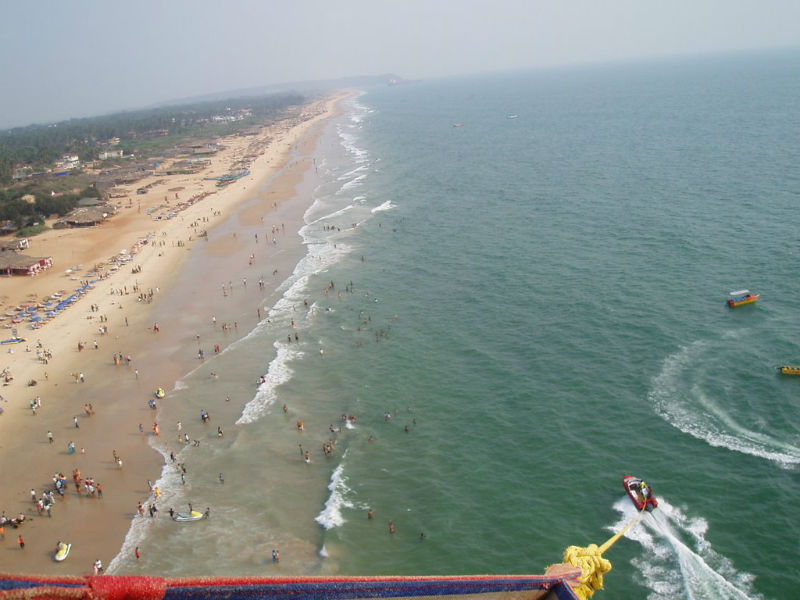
[337, 165, 368, 181]
[236, 105, 364, 426]
[609, 497, 761, 599]
[237, 342, 301, 424]
[106, 512, 151, 574]
[371, 200, 395, 213]
[172, 380, 188, 392]
[107, 442, 187, 573]
[649, 341, 800, 469]
[339, 173, 367, 191]
[315, 453, 365, 530]
[307, 205, 354, 226]
[338, 130, 369, 164]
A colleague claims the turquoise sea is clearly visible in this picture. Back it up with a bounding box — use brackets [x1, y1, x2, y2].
[109, 49, 800, 600]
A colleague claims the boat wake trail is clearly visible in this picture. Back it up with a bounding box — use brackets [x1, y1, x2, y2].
[610, 498, 762, 600]
[648, 340, 800, 469]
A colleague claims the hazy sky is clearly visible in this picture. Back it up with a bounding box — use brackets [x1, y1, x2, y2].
[1, 0, 799, 129]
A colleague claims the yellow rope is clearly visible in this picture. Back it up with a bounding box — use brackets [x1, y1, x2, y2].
[561, 505, 646, 599]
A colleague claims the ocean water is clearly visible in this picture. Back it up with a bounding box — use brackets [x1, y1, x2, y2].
[108, 49, 800, 600]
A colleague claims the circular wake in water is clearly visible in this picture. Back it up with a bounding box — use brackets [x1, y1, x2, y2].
[648, 339, 800, 469]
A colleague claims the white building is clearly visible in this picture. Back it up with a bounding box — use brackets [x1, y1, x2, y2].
[99, 149, 124, 160]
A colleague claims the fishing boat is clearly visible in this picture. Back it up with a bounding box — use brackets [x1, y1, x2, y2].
[0, 337, 26, 345]
[623, 474, 658, 512]
[727, 289, 759, 307]
[777, 365, 800, 375]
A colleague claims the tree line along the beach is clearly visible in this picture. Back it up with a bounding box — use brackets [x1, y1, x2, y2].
[0, 183, 102, 235]
[0, 91, 306, 234]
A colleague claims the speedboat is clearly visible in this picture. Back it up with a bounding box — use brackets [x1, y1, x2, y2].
[778, 365, 800, 375]
[173, 510, 204, 522]
[54, 542, 71, 562]
[727, 289, 759, 307]
[623, 474, 658, 512]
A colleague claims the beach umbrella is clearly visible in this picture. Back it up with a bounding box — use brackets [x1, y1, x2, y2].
[46, 312, 56, 317]
[26, 306, 36, 312]
[30, 316, 41, 322]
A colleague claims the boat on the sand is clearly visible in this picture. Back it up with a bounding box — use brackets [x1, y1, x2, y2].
[54, 542, 71, 562]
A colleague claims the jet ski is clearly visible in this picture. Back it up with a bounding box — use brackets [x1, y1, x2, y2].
[55, 542, 71, 562]
[623, 474, 658, 511]
[173, 510, 204, 522]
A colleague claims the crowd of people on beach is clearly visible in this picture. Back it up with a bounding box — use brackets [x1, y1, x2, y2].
[2, 256, 414, 571]
[0, 98, 388, 572]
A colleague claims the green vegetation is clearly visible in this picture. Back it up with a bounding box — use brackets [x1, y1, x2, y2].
[0, 91, 306, 236]
[0, 92, 305, 184]
[0, 185, 101, 229]
[16, 223, 49, 238]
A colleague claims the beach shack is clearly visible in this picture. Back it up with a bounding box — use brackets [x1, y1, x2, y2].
[0, 249, 53, 276]
[53, 205, 115, 228]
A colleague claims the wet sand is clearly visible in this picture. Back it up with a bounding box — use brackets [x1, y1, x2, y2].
[0, 92, 351, 575]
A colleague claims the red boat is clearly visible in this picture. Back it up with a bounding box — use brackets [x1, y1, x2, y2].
[623, 474, 658, 511]
[726, 289, 759, 308]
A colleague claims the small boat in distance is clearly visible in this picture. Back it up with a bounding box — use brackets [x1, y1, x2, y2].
[623, 474, 658, 512]
[777, 365, 800, 375]
[727, 289, 759, 307]
[452, 122, 464, 128]
[507, 114, 519, 119]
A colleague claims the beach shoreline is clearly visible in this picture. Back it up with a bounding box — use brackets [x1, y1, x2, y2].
[0, 91, 352, 575]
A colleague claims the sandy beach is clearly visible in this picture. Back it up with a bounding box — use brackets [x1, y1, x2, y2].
[0, 91, 351, 575]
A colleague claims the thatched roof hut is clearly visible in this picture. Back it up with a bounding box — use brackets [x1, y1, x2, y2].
[53, 205, 116, 228]
[0, 249, 53, 276]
